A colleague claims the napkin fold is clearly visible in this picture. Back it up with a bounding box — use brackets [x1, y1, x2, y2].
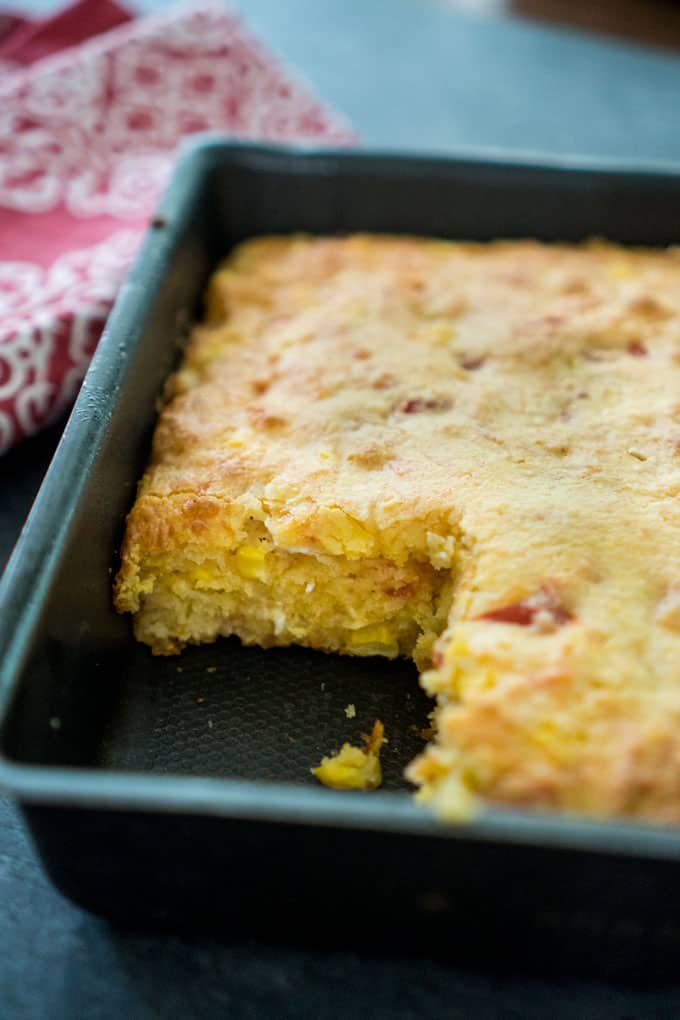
[0, 0, 130, 67]
[0, 1, 353, 453]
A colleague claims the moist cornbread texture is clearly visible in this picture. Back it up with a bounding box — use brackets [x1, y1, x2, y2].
[115, 234, 680, 823]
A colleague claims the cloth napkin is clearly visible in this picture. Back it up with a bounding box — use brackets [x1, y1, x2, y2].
[0, 1, 353, 454]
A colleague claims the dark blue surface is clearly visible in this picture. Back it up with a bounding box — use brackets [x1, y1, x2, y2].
[3, 796, 679, 1020]
[241, 0, 680, 163]
[4, 2, 680, 1016]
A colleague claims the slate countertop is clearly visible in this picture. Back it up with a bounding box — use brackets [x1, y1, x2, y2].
[4, 2, 680, 1016]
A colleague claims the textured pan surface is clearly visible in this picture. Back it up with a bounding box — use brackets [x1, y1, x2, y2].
[98, 641, 430, 788]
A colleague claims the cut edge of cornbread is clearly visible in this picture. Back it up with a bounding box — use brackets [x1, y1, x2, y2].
[114, 497, 459, 668]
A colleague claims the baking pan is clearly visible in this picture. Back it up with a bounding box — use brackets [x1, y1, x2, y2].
[3, 140, 680, 978]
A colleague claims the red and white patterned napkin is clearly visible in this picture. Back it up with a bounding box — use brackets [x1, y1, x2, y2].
[0, 0, 353, 453]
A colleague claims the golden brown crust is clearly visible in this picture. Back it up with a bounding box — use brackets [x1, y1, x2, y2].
[116, 234, 680, 823]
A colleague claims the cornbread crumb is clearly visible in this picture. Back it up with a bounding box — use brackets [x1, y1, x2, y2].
[345, 703, 356, 719]
[312, 720, 385, 790]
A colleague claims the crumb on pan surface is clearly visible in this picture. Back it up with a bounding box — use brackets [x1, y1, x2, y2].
[115, 234, 680, 824]
[312, 720, 385, 790]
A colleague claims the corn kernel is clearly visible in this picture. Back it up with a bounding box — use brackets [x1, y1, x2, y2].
[449, 633, 469, 658]
[221, 428, 248, 449]
[429, 321, 455, 345]
[191, 564, 216, 585]
[234, 544, 267, 579]
[607, 262, 634, 280]
[529, 721, 573, 765]
[348, 624, 399, 658]
[458, 668, 496, 697]
[318, 509, 375, 556]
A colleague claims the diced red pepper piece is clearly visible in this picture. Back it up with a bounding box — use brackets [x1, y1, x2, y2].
[476, 586, 573, 627]
[398, 396, 452, 414]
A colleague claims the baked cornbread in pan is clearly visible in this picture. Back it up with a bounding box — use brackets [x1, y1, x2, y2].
[115, 234, 680, 822]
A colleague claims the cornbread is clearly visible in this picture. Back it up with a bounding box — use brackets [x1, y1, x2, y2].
[312, 720, 385, 790]
[115, 234, 680, 824]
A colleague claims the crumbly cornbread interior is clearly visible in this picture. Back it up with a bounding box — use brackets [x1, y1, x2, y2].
[115, 234, 680, 823]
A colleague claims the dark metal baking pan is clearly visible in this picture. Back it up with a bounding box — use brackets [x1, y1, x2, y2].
[2, 140, 680, 979]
